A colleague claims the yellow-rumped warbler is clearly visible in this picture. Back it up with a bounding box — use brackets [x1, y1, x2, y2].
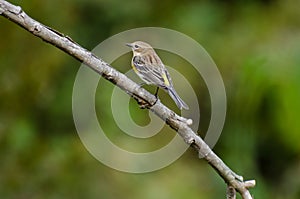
[126, 41, 189, 110]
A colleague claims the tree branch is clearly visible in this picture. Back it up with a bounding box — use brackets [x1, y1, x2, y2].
[0, 0, 255, 198]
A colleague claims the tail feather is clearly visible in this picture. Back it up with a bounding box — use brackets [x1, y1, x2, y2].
[167, 87, 189, 110]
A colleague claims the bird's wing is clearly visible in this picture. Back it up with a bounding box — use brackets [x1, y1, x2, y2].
[132, 55, 168, 88]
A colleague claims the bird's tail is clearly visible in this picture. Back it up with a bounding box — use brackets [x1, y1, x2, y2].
[167, 87, 189, 110]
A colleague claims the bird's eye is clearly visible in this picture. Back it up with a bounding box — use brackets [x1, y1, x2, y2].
[134, 44, 139, 48]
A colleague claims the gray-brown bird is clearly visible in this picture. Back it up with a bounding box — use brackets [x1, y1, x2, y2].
[126, 41, 189, 110]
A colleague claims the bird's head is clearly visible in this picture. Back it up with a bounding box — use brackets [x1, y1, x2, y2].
[126, 41, 153, 55]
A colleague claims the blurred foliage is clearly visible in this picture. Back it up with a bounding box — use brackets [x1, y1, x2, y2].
[1, 0, 300, 198]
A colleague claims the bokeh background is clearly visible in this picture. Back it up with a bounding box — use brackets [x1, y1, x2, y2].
[1, 0, 300, 198]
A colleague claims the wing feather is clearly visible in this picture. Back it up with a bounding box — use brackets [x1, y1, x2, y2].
[133, 55, 168, 88]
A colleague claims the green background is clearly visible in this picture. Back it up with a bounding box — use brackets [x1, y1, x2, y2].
[1, 0, 300, 198]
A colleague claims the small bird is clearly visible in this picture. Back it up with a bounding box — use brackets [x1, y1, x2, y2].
[126, 41, 189, 110]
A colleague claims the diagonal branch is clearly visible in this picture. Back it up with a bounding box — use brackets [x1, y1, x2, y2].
[0, 0, 255, 198]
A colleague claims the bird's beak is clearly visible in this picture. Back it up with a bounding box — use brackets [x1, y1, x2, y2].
[126, 43, 133, 48]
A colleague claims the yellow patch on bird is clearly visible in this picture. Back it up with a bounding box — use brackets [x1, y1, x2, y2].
[162, 73, 170, 86]
[131, 63, 138, 73]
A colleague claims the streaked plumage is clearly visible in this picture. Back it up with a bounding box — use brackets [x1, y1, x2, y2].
[126, 41, 189, 110]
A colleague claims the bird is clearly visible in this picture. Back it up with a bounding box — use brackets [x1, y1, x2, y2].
[126, 41, 189, 110]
